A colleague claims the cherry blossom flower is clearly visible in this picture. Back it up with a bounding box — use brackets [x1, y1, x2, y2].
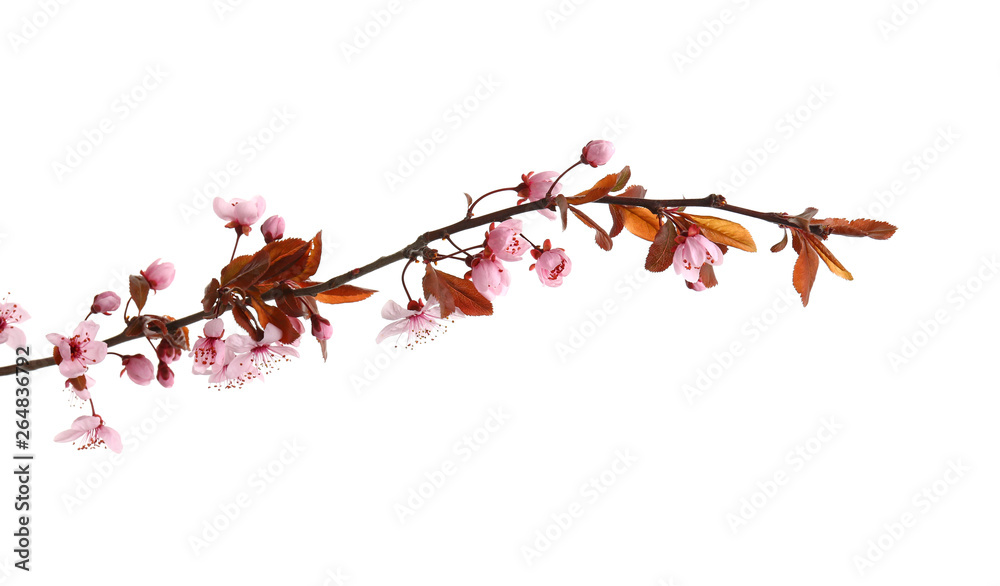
[581, 140, 615, 167]
[46, 321, 108, 378]
[532, 245, 572, 287]
[213, 195, 267, 235]
[261, 215, 285, 243]
[141, 259, 175, 291]
[672, 225, 723, 283]
[190, 318, 229, 376]
[64, 375, 96, 401]
[120, 354, 155, 386]
[0, 302, 29, 349]
[516, 171, 561, 219]
[224, 323, 300, 384]
[311, 315, 333, 340]
[376, 297, 451, 347]
[157, 361, 175, 388]
[486, 219, 528, 262]
[90, 292, 121, 316]
[54, 415, 122, 453]
[470, 255, 511, 300]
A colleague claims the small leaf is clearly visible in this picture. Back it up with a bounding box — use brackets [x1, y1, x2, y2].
[464, 192, 473, 207]
[295, 231, 323, 282]
[619, 206, 661, 242]
[609, 205, 626, 238]
[805, 233, 853, 281]
[423, 265, 492, 318]
[645, 221, 678, 272]
[556, 194, 569, 231]
[770, 231, 789, 253]
[202, 278, 220, 313]
[699, 263, 719, 288]
[232, 303, 263, 341]
[569, 206, 613, 251]
[259, 238, 311, 284]
[814, 218, 898, 240]
[222, 249, 271, 289]
[792, 232, 820, 306]
[250, 295, 300, 345]
[566, 167, 629, 205]
[685, 214, 757, 252]
[618, 184, 646, 199]
[611, 165, 631, 192]
[314, 285, 378, 305]
[129, 275, 150, 313]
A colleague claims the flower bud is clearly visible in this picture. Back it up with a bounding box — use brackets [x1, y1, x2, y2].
[310, 315, 333, 340]
[90, 291, 121, 315]
[261, 215, 285, 243]
[156, 361, 175, 388]
[120, 354, 155, 386]
[140, 259, 175, 291]
[581, 140, 614, 167]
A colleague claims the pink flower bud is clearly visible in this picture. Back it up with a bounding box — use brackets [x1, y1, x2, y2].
[156, 361, 175, 388]
[156, 339, 182, 364]
[534, 248, 572, 287]
[90, 292, 121, 315]
[261, 215, 285, 243]
[310, 315, 333, 340]
[140, 259, 175, 291]
[120, 354, 155, 386]
[581, 140, 615, 167]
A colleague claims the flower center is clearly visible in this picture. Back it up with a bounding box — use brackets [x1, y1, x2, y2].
[546, 260, 566, 280]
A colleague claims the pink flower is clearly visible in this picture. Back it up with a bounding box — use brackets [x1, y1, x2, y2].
[672, 226, 723, 283]
[120, 354, 155, 386]
[581, 140, 615, 167]
[54, 415, 123, 453]
[190, 318, 229, 377]
[141, 259, 175, 291]
[517, 171, 561, 220]
[376, 297, 451, 347]
[532, 244, 572, 287]
[486, 219, 528, 262]
[0, 302, 29, 349]
[311, 315, 333, 340]
[261, 215, 285, 243]
[46, 321, 108, 378]
[225, 323, 300, 384]
[470, 255, 511, 300]
[90, 292, 121, 316]
[157, 361, 175, 388]
[64, 375, 96, 401]
[213, 195, 267, 235]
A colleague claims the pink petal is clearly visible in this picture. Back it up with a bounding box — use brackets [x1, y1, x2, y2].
[204, 318, 225, 338]
[98, 426, 123, 453]
[380, 300, 413, 321]
[376, 320, 409, 343]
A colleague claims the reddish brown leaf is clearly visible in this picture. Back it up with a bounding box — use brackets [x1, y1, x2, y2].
[202, 278, 221, 313]
[699, 263, 719, 288]
[770, 231, 789, 253]
[232, 303, 263, 341]
[611, 165, 631, 192]
[556, 194, 569, 231]
[222, 249, 271, 289]
[295, 231, 323, 282]
[805, 233, 853, 281]
[618, 206, 661, 242]
[609, 205, 626, 238]
[566, 166, 630, 205]
[259, 238, 311, 284]
[814, 218, 897, 240]
[250, 296, 300, 345]
[792, 232, 820, 306]
[684, 214, 757, 252]
[129, 275, 150, 313]
[569, 206, 613, 251]
[422, 264, 492, 318]
[314, 285, 378, 305]
[645, 221, 678, 272]
[618, 184, 646, 199]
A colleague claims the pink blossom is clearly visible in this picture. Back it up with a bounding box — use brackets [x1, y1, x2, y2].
[54, 415, 122, 453]
[190, 318, 229, 376]
[46, 321, 108, 378]
[64, 375, 96, 401]
[141, 259, 175, 291]
[0, 302, 29, 349]
[157, 361, 175, 388]
[533, 247, 572, 287]
[261, 215, 285, 243]
[120, 354, 155, 386]
[470, 255, 511, 300]
[486, 219, 528, 262]
[376, 297, 451, 347]
[672, 226, 723, 283]
[581, 140, 615, 167]
[90, 292, 121, 315]
[213, 195, 267, 234]
[311, 315, 333, 340]
[225, 323, 300, 384]
[517, 171, 561, 220]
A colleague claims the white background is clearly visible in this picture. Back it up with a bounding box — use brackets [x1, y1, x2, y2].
[1, 0, 998, 584]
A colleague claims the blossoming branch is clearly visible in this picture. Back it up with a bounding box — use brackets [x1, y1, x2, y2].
[0, 140, 896, 453]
